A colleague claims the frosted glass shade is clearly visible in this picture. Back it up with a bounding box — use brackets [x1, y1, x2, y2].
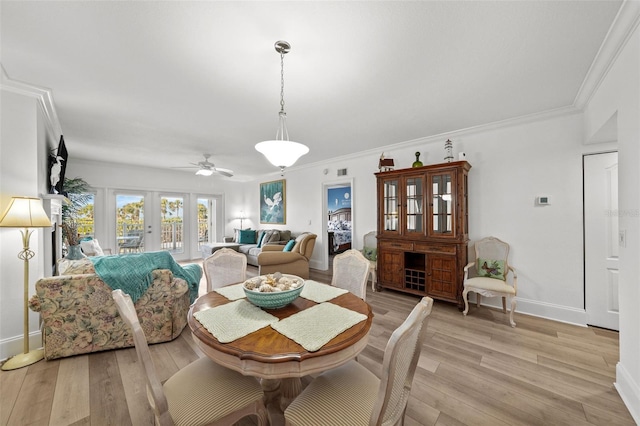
[0, 197, 52, 228]
[255, 140, 309, 168]
[196, 168, 214, 176]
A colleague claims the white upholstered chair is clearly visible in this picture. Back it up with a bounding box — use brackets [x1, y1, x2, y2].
[284, 297, 434, 426]
[361, 231, 378, 292]
[111, 289, 268, 426]
[462, 236, 518, 327]
[203, 248, 247, 292]
[331, 249, 371, 300]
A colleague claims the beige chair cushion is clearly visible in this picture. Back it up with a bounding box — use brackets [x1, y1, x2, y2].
[285, 360, 379, 425]
[465, 277, 515, 294]
[164, 357, 264, 426]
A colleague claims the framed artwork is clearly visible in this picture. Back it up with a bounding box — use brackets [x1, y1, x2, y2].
[49, 135, 68, 195]
[260, 179, 286, 224]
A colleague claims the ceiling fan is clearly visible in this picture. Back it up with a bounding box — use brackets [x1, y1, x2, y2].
[173, 154, 234, 178]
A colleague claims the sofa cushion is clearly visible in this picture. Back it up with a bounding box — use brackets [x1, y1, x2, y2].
[283, 240, 295, 252]
[248, 247, 262, 257]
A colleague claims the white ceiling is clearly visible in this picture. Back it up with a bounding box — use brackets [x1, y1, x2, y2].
[0, 1, 622, 180]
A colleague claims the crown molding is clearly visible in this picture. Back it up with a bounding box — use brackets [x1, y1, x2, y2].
[574, 0, 640, 109]
[0, 64, 62, 140]
[290, 105, 582, 174]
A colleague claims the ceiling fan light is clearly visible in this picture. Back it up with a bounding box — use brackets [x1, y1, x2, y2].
[196, 168, 214, 176]
[255, 140, 309, 168]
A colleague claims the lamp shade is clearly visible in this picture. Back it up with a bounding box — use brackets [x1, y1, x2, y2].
[0, 197, 52, 228]
[255, 140, 310, 168]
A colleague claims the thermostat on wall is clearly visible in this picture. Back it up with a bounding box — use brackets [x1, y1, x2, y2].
[536, 196, 551, 205]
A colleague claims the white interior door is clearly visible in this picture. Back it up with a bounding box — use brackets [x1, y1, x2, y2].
[584, 152, 619, 330]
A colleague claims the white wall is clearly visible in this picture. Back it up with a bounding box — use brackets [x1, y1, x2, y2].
[241, 111, 597, 325]
[0, 89, 56, 361]
[583, 16, 640, 423]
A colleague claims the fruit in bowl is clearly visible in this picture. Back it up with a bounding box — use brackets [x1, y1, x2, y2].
[243, 273, 305, 309]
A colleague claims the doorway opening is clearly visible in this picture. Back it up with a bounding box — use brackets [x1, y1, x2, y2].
[323, 180, 354, 270]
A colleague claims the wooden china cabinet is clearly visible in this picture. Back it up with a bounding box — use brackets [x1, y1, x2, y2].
[375, 161, 471, 308]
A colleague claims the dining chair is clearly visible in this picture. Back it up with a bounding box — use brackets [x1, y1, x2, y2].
[331, 249, 371, 300]
[203, 247, 247, 292]
[111, 289, 268, 426]
[361, 231, 378, 291]
[462, 236, 518, 327]
[284, 297, 434, 426]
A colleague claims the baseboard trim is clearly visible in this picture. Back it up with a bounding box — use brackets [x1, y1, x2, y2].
[0, 331, 43, 364]
[616, 362, 640, 424]
[470, 295, 588, 327]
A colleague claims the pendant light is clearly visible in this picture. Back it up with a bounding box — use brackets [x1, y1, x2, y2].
[255, 40, 309, 174]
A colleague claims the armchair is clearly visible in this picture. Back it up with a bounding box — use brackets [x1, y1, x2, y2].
[462, 236, 518, 327]
[257, 232, 317, 279]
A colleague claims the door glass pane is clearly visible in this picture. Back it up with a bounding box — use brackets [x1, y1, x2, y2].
[161, 196, 184, 254]
[197, 198, 215, 250]
[406, 177, 423, 233]
[432, 174, 453, 234]
[383, 180, 399, 231]
[116, 194, 145, 253]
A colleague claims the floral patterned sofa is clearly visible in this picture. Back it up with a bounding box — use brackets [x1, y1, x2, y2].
[29, 259, 192, 360]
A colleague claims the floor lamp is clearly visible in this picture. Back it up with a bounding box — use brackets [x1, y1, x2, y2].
[0, 196, 52, 370]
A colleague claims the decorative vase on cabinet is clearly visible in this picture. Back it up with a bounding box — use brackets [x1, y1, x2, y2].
[412, 152, 423, 168]
[375, 161, 470, 308]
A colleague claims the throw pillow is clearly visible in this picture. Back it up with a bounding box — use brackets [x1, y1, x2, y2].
[279, 230, 292, 241]
[238, 229, 257, 244]
[265, 230, 281, 244]
[256, 230, 266, 248]
[477, 258, 506, 280]
[362, 247, 377, 261]
[80, 239, 105, 256]
[283, 240, 296, 252]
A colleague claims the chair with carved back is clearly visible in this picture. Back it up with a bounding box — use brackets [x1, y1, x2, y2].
[331, 249, 371, 300]
[203, 248, 247, 292]
[111, 289, 268, 426]
[284, 297, 434, 425]
[462, 236, 518, 327]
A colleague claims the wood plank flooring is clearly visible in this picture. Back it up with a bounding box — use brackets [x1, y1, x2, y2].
[0, 262, 635, 425]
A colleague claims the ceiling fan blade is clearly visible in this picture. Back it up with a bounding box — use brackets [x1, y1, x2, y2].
[215, 168, 234, 177]
[171, 166, 199, 169]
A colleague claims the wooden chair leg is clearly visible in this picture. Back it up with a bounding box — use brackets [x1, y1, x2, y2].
[502, 297, 507, 313]
[476, 294, 481, 308]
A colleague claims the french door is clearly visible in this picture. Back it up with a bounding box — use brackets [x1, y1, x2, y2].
[115, 192, 149, 254]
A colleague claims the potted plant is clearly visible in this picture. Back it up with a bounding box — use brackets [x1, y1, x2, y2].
[61, 177, 93, 258]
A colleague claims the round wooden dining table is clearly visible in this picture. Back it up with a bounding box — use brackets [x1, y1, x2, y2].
[187, 286, 373, 412]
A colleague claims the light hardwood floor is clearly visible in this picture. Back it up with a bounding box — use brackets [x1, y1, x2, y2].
[1, 262, 635, 426]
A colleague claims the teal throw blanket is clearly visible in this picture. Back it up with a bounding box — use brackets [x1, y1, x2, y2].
[90, 251, 202, 303]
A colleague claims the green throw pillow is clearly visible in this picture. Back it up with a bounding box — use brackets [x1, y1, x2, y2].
[363, 247, 377, 261]
[238, 229, 256, 244]
[283, 240, 295, 252]
[477, 258, 506, 280]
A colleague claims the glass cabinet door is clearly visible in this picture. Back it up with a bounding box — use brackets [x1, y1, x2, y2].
[382, 179, 399, 232]
[429, 173, 454, 236]
[405, 176, 424, 234]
